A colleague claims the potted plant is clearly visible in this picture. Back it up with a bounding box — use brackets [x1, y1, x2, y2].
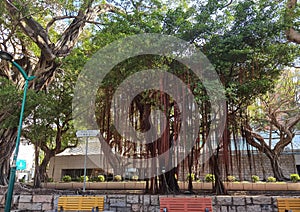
[227, 175, 236, 182]
[131, 175, 139, 181]
[98, 175, 105, 182]
[205, 174, 215, 182]
[251, 175, 260, 183]
[114, 175, 122, 181]
[62, 175, 72, 182]
[290, 174, 300, 183]
[267, 176, 276, 182]
[80, 175, 89, 182]
[186, 173, 195, 181]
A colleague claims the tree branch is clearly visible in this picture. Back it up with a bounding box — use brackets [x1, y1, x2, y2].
[285, 0, 300, 44]
[4, 0, 55, 61]
[46, 16, 77, 33]
[53, 3, 123, 57]
[5, 0, 123, 61]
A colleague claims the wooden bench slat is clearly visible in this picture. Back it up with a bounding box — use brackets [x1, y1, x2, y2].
[160, 197, 212, 212]
[277, 198, 300, 212]
[58, 196, 104, 211]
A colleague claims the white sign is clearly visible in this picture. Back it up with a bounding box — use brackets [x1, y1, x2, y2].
[76, 130, 100, 137]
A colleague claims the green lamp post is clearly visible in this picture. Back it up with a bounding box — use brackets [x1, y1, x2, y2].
[0, 51, 35, 212]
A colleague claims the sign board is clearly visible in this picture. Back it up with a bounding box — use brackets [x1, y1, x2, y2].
[76, 130, 100, 137]
[16, 159, 26, 170]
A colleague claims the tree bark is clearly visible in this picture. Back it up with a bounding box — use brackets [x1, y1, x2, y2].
[0, 129, 17, 185]
[285, 0, 300, 44]
[267, 154, 287, 181]
[210, 149, 227, 195]
[243, 123, 291, 181]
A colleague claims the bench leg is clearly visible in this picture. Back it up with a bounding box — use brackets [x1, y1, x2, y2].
[205, 208, 209, 212]
[92, 207, 99, 212]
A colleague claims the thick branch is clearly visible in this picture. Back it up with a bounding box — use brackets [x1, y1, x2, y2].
[243, 123, 273, 157]
[285, 0, 300, 44]
[5, 0, 123, 61]
[53, 3, 122, 57]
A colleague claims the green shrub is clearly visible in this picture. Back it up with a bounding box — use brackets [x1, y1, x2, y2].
[114, 175, 122, 181]
[47, 178, 54, 182]
[290, 174, 300, 183]
[98, 175, 105, 182]
[267, 176, 276, 182]
[205, 174, 215, 182]
[19, 178, 25, 183]
[89, 176, 98, 182]
[62, 175, 72, 182]
[186, 173, 195, 181]
[227, 175, 236, 182]
[131, 175, 139, 181]
[80, 175, 89, 182]
[251, 175, 260, 183]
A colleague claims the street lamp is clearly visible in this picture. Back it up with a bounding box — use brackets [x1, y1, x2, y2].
[0, 51, 35, 212]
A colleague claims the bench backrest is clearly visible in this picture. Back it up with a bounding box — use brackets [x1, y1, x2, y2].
[58, 196, 104, 211]
[160, 197, 212, 212]
[277, 198, 300, 212]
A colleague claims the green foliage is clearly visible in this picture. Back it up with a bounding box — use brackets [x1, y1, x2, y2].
[267, 177, 276, 182]
[62, 175, 72, 182]
[98, 175, 105, 182]
[186, 173, 195, 181]
[205, 174, 215, 182]
[80, 175, 89, 182]
[18, 178, 25, 183]
[131, 175, 139, 181]
[290, 174, 300, 183]
[251, 175, 260, 183]
[47, 178, 54, 183]
[114, 175, 122, 181]
[227, 175, 236, 182]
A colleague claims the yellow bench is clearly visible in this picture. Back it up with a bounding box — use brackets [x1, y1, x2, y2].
[277, 198, 300, 212]
[57, 196, 105, 211]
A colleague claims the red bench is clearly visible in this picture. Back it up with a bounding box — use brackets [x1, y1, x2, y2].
[160, 197, 212, 212]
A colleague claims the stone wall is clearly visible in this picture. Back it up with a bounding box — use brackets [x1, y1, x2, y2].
[1, 194, 299, 212]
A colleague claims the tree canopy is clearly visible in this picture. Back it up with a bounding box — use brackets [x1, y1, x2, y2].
[0, 0, 299, 195]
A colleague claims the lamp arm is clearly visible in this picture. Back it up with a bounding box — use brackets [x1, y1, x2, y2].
[11, 61, 29, 80]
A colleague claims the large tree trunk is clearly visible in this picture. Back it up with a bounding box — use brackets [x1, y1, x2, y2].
[0, 129, 17, 185]
[242, 123, 291, 181]
[187, 149, 194, 192]
[266, 153, 287, 181]
[210, 150, 227, 195]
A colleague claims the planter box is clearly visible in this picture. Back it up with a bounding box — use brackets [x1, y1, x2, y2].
[124, 182, 145, 189]
[177, 182, 189, 190]
[287, 183, 300, 190]
[242, 182, 252, 190]
[41, 181, 300, 191]
[89, 182, 108, 189]
[251, 182, 266, 190]
[71, 182, 84, 189]
[202, 182, 213, 190]
[192, 182, 202, 190]
[224, 182, 244, 190]
[265, 183, 288, 191]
